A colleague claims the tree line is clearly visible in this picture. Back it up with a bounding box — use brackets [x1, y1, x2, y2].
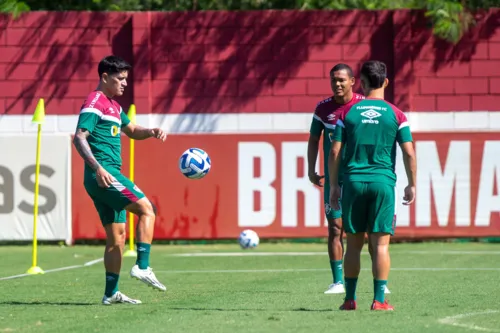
[1, 0, 498, 43]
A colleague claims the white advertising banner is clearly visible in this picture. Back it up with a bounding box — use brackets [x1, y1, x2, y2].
[0, 134, 71, 244]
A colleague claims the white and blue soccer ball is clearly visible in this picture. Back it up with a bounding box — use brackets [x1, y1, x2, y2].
[238, 229, 260, 249]
[179, 148, 211, 179]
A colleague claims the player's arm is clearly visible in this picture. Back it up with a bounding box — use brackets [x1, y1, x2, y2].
[400, 141, 416, 185]
[120, 111, 167, 141]
[328, 141, 343, 188]
[328, 119, 345, 187]
[308, 114, 324, 186]
[397, 113, 416, 205]
[73, 112, 102, 172]
[73, 111, 114, 188]
[73, 129, 101, 171]
[327, 121, 345, 210]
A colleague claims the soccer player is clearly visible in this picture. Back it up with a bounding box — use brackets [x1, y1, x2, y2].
[328, 60, 416, 311]
[73, 55, 168, 305]
[307, 63, 364, 294]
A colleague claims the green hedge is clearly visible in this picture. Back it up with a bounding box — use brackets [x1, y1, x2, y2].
[1, 0, 499, 43]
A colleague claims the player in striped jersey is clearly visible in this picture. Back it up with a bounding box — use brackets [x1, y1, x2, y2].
[73, 56, 168, 305]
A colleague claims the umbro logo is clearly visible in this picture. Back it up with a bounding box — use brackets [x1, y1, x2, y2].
[361, 109, 381, 124]
[327, 114, 335, 121]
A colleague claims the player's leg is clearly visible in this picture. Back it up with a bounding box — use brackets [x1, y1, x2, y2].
[338, 181, 368, 310]
[324, 183, 345, 294]
[367, 237, 391, 294]
[84, 175, 142, 305]
[87, 170, 166, 292]
[367, 182, 396, 311]
[101, 172, 166, 292]
[101, 212, 142, 305]
[123, 197, 166, 291]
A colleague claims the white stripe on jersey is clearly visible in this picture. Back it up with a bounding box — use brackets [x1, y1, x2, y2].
[80, 107, 103, 117]
[398, 121, 409, 130]
[312, 114, 336, 130]
[80, 107, 121, 125]
[102, 115, 121, 125]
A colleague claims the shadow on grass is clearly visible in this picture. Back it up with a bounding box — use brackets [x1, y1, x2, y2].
[0, 301, 94, 306]
[167, 306, 333, 312]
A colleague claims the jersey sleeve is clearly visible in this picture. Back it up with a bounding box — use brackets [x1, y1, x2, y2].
[76, 108, 101, 133]
[120, 108, 131, 128]
[395, 110, 412, 144]
[310, 113, 324, 136]
[332, 108, 347, 143]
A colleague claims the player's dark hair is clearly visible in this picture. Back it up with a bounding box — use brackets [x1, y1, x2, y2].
[98, 55, 131, 78]
[360, 60, 387, 89]
[330, 63, 354, 78]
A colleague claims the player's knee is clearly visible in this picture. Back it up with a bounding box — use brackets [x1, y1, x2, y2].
[131, 198, 155, 219]
[143, 200, 155, 219]
[328, 219, 343, 238]
[106, 224, 126, 247]
[371, 244, 389, 261]
[149, 200, 157, 216]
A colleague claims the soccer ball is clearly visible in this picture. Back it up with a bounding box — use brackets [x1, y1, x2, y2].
[179, 148, 211, 179]
[238, 229, 260, 249]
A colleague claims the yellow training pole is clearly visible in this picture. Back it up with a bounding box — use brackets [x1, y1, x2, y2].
[123, 104, 137, 257]
[27, 98, 45, 275]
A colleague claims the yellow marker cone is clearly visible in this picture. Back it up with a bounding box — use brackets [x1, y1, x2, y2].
[123, 104, 137, 258]
[127, 104, 136, 123]
[32, 98, 45, 124]
[27, 98, 45, 274]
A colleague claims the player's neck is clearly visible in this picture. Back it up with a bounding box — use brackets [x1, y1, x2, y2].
[366, 87, 384, 100]
[334, 91, 353, 104]
[96, 84, 115, 99]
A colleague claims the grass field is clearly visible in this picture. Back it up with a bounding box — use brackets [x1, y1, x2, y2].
[1, 242, 500, 333]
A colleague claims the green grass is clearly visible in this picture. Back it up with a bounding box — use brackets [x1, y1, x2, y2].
[1, 242, 500, 333]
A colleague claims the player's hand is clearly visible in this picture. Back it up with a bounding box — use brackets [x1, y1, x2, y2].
[330, 185, 341, 211]
[403, 185, 416, 205]
[96, 167, 114, 188]
[308, 172, 324, 187]
[150, 128, 167, 142]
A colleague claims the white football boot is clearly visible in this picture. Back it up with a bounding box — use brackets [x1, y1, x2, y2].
[102, 291, 142, 305]
[324, 282, 345, 294]
[130, 265, 167, 291]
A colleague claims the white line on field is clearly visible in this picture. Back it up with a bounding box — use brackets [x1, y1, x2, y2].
[155, 267, 500, 274]
[0, 258, 104, 281]
[169, 250, 500, 257]
[438, 310, 500, 332]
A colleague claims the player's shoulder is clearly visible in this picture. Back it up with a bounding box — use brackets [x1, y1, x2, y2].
[315, 96, 334, 109]
[81, 91, 108, 111]
[383, 100, 407, 121]
[384, 100, 403, 113]
[313, 96, 335, 118]
[384, 100, 406, 119]
[353, 93, 365, 101]
[80, 91, 122, 122]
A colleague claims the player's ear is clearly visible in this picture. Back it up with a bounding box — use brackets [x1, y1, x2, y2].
[383, 78, 389, 88]
[101, 73, 108, 84]
[350, 76, 355, 86]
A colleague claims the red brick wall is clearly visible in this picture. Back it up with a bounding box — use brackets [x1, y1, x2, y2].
[0, 9, 499, 115]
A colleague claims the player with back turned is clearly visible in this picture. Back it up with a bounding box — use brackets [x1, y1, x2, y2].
[73, 55, 168, 305]
[308, 63, 390, 295]
[328, 60, 417, 311]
